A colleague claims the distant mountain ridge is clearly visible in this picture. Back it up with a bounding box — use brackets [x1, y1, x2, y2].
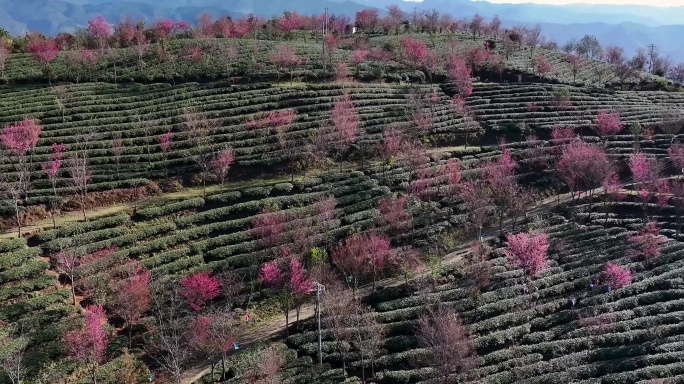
[2, 0, 684, 61]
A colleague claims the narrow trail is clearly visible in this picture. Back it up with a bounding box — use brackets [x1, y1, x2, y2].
[179, 190, 578, 383]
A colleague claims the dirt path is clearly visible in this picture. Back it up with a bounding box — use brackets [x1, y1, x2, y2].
[181, 304, 316, 384]
[0, 177, 299, 239]
[179, 190, 577, 383]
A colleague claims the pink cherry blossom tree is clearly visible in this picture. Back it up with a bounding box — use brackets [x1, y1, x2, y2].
[595, 110, 623, 146]
[350, 49, 369, 77]
[503, 231, 550, 279]
[331, 229, 395, 296]
[114, 17, 137, 47]
[533, 54, 553, 78]
[331, 93, 359, 167]
[627, 221, 666, 261]
[260, 253, 313, 335]
[41, 142, 66, 197]
[378, 195, 413, 236]
[557, 140, 614, 211]
[1, 118, 43, 214]
[210, 147, 234, 189]
[26, 36, 59, 81]
[400, 36, 429, 71]
[186, 312, 239, 379]
[269, 43, 306, 84]
[110, 265, 150, 348]
[275, 11, 305, 39]
[355, 9, 379, 35]
[87, 15, 112, 53]
[447, 55, 473, 97]
[602, 262, 632, 289]
[152, 19, 184, 49]
[629, 152, 663, 216]
[64, 305, 109, 384]
[252, 207, 289, 253]
[180, 271, 221, 311]
[485, 146, 528, 233]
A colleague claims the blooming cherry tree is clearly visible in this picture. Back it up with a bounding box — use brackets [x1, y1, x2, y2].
[26, 36, 59, 81]
[628, 221, 666, 261]
[111, 266, 150, 347]
[331, 229, 395, 295]
[260, 253, 313, 335]
[269, 43, 306, 83]
[42, 142, 66, 197]
[87, 16, 112, 52]
[533, 54, 553, 78]
[400, 36, 428, 70]
[180, 271, 221, 311]
[331, 93, 359, 164]
[447, 55, 473, 97]
[64, 305, 109, 383]
[503, 231, 550, 279]
[378, 195, 412, 236]
[602, 262, 632, 289]
[1, 118, 43, 217]
[211, 147, 234, 189]
[595, 110, 623, 146]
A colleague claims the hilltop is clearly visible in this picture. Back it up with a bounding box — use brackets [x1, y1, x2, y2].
[1, 8, 684, 384]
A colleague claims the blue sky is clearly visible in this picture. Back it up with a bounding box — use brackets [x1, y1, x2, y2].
[405, 0, 683, 5]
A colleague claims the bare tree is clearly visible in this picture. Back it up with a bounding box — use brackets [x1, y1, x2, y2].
[561, 39, 577, 54]
[68, 151, 91, 221]
[524, 24, 542, 63]
[182, 106, 220, 197]
[111, 133, 124, 178]
[145, 276, 192, 384]
[414, 303, 478, 384]
[321, 284, 356, 376]
[52, 85, 70, 123]
[631, 48, 648, 72]
[352, 304, 386, 381]
[0, 323, 29, 384]
[0, 178, 24, 238]
[137, 114, 154, 165]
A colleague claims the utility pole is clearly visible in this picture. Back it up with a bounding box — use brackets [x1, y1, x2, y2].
[322, 7, 328, 72]
[312, 281, 326, 365]
[647, 44, 656, 74]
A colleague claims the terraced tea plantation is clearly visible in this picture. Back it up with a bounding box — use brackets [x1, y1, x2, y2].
[4, 8, 684, 384]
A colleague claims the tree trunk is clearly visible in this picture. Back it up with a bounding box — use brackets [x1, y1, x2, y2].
[285, 305, 290, 336]
[128, 325, 133, 349]
[359, 345, 365, 382]
[222, 354, 226, 380]
[14, 204, 21, 239]
[81, 194, 87, 221]
[71, 283, 77, 306]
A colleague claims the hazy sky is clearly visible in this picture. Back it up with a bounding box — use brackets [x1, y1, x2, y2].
[406, 0, 684, 5]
